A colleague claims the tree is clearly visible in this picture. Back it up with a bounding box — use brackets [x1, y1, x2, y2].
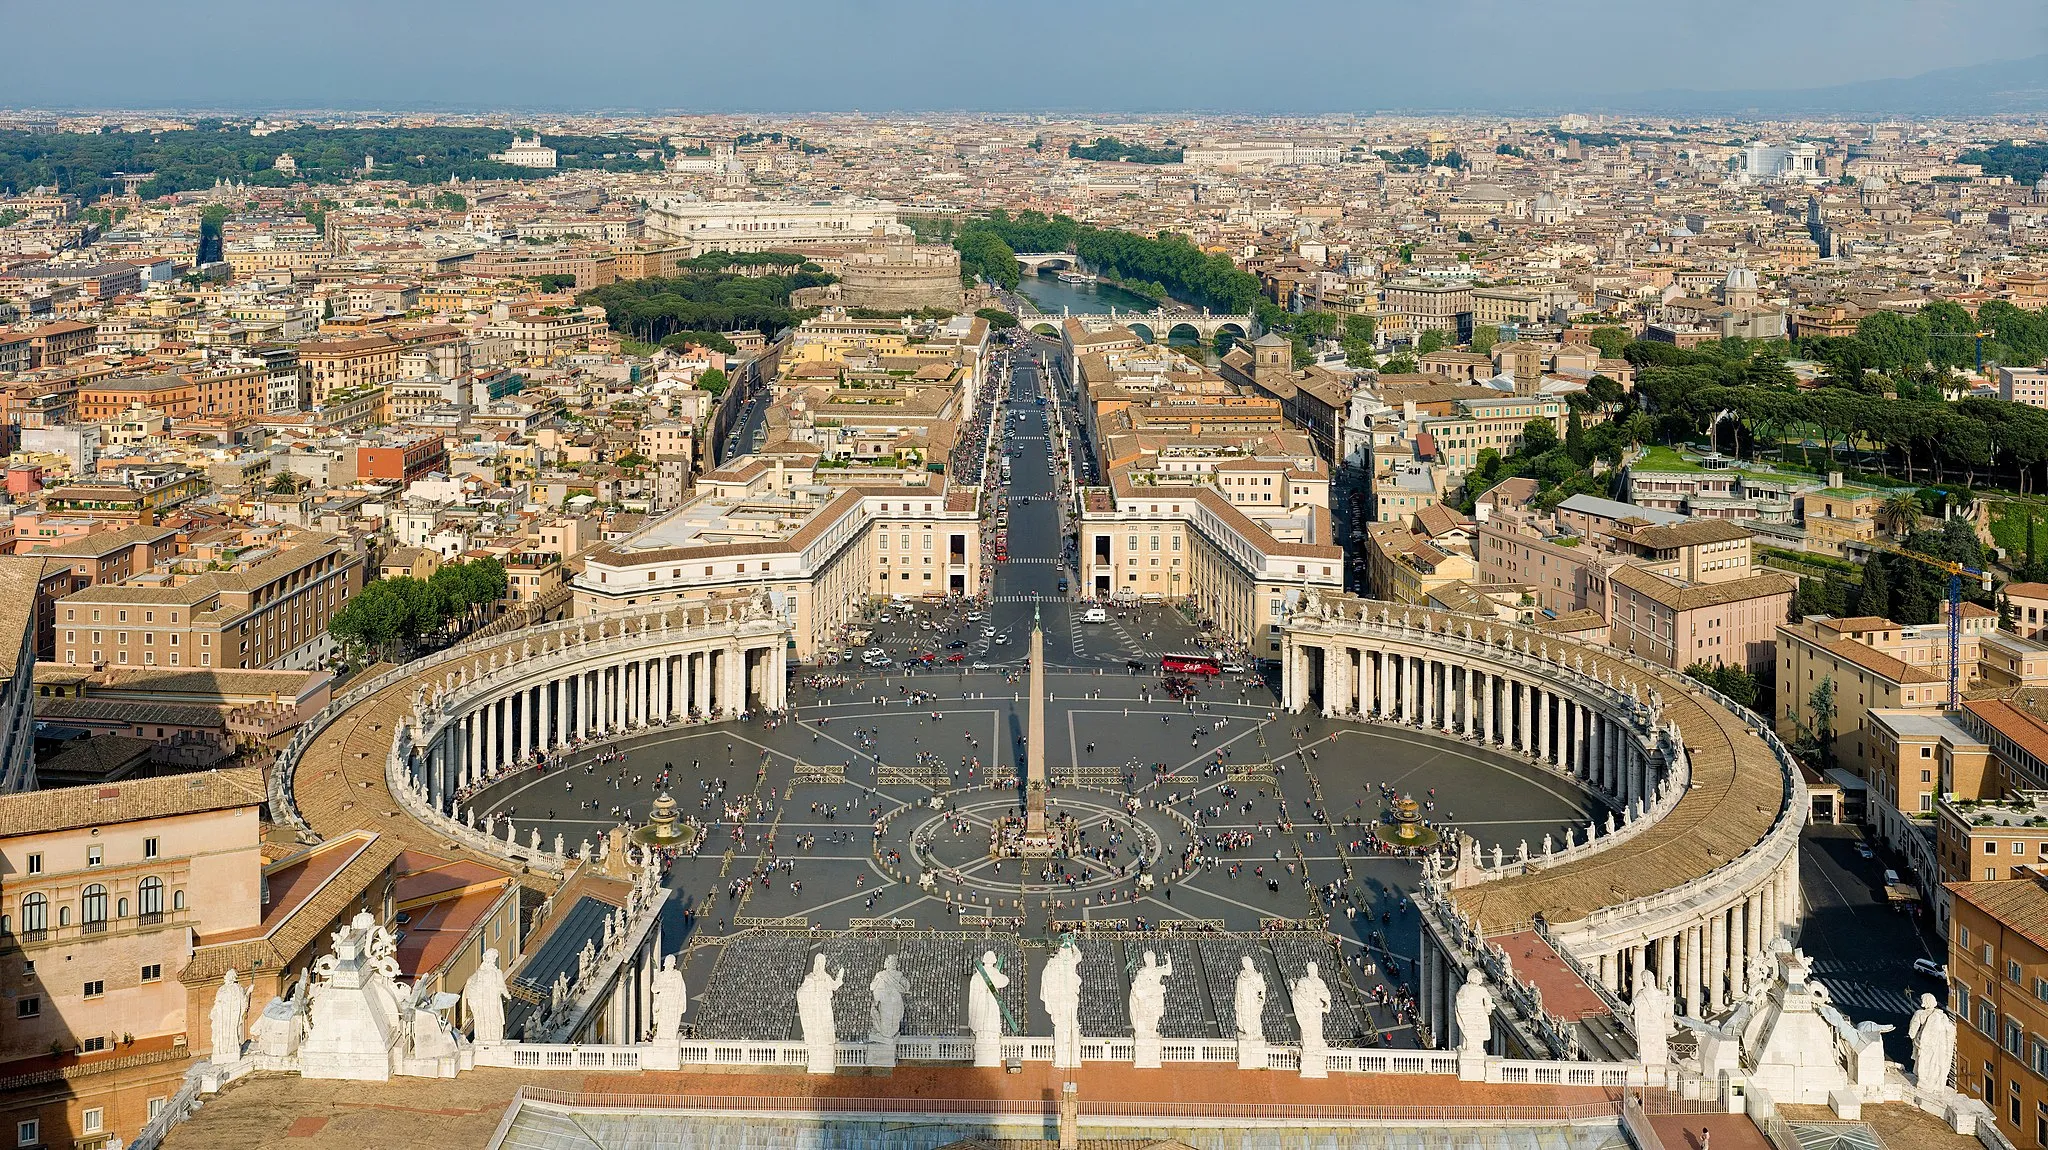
[1343, 314, 1377, 345]
[1470, 325, 1499, 357]
[1798, 676, 1839, 769]
[1686, 661, 1759, 711]
[1381, 354, 1417, 374]
[534, 273, 577, 293]
[1588, 327, 1630, 359]
[1520, 418, 1560, 455]
[697, 368, 729, 398]
[975, 307, 1018, 330]
[1878, 490, 1921, 537]
[1416, 329, 1447, 355]
[267, 472, 301, 495]
[1855, 556, 1890, 618]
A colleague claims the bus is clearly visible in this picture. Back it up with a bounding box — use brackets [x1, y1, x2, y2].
[1159, 653, 1222, 676]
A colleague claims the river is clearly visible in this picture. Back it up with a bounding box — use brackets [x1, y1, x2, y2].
[1015, 269, 1204, 347]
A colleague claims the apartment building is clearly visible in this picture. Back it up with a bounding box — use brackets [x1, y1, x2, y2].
[0, 769, 266, 1150]
[298, 333, 403, 406]
[0, 559, 43, 793]
[356, 434, 449, 486]
[1776, 613, 2048, 776]
[1947, 875, 2048, 1147]
[1606, 564, 1795, 673]
[1382, 279, 1473, 338]
[574, 465, 980, 660]
[55, 536, 365, 671]
[480, 304, 608, 363]
[1079, 465, 1342, 654]
[1865, 709, 1987, 882]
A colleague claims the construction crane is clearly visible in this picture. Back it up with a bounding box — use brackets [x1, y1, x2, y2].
[1863, 540, 1992, 709]
[1926, 329, 1996, 374]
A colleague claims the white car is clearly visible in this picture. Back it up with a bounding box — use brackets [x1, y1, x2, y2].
[966, 612, 984, 621]
[863, 648, 888, 661]
[1081, 606, 1108, 623]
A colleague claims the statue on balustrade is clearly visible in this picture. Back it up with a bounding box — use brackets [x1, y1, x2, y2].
[462, 948, 510, 1045]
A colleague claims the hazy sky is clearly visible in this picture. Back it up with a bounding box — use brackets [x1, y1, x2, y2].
[2, 0, 2044, 112]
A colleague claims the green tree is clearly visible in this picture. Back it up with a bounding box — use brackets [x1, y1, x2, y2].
[1343, 314, 1377, 344]
[697, 367, 729, 397]
[432, 190, 468, 212]
[1588, 327, 1630, 359]
[1855, 556, 1890, 618]
[1470, 325, 1499, 357]
[975, 307, 1019, 330]
[1520, 418, 1559, 455]
[1416, 329, 1447, 355]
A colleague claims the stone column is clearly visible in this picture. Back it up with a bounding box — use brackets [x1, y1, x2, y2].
[1627, 944, 1644, 1000]
[1683, 924, 1702, 1018]
[466, 714, 481, 787]
[1476, 671, 1489, 743]
[1706, 909, 1726, 1012]
[1656, 934, 1675, 998]
[695, 651, 711, 718]
[1597, 951, 1614, 993]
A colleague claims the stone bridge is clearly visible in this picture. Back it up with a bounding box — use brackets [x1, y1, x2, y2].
[1015, 303, 1259, 345]
[1013, 252, 1080, 273]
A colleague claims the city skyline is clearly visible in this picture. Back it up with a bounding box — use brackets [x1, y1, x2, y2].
[1, 0, 2045, 114]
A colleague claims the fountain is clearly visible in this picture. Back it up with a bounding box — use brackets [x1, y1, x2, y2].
[630, 792, 697, 849]
[1386, 794, 1441, 849]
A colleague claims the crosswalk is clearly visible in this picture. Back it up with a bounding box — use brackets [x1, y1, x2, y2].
[1814, 978, 1916, 1018]
[1807, 958, 1918, 1017]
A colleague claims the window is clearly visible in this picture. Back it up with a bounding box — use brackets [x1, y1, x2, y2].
[141, 963, 161, 982]
[2015, 960, 2027, 984]
[16, 1120, 37, 1147]
[14, 997, 38, 1019]
[173, 889, 186, 911]
[81, 1107, 101, 1134]
[144, 836, 159, 860]
[82, 980, 104, 999]
[80, 884, 106, 925]
[25, 853, 40, 875]
[87, 845, 102, 867]
[139, 876, 162, 918]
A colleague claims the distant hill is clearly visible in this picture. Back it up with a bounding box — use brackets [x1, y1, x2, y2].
[1611, 53, 2048, 117]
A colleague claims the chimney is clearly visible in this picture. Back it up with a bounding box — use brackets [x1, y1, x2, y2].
[1827, 470, 1843, 489]
[1058, 1082, 1078, 1150]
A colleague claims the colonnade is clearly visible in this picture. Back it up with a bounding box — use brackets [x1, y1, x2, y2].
[1285, 642, 1657, 811]
[411, 636, 787, 814]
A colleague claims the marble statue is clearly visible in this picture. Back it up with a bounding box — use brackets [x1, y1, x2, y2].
[1290, 962, 1332, 1077]
[651, 954, 687, 1042]
[1632, 977, 1671, 1068]
[462, 948, 510, 1044]
[868, 955, 909, 1046]
[1232, 955, 1267, 1043]
[967, 950, 1009, 1066]
[1909, 992, 1956, 1090]
[1455, 970, 1494, 1056]
[1041, 936, 1084, 1070]
[210, 968, 250, 1066]
[796, 954, 843, 1073]
[1128, 950, 1173, 1044]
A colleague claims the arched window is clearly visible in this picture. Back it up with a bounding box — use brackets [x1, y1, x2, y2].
[81, 883, 107, 925]
[20, 893, 47, 934]
[139, 876, 163, 918]
[172, 889, 186, 911]
[117, 897, 129, 918]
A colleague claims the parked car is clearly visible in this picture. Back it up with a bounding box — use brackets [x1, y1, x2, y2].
[1912, 958, 1948, 981]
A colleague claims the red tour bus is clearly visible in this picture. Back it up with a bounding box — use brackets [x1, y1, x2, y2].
[1159, 653, 1222, 676]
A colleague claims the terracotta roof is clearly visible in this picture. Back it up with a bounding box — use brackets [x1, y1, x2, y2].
[0, 766, 264, 836]
[1946, 875, 2048, 954]
[1608, 564, 1795, 612]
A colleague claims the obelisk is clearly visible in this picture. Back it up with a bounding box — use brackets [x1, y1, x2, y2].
[1026, 600, 1048, 836]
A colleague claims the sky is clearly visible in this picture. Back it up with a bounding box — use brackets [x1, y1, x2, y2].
[1, 0, 2044, 113]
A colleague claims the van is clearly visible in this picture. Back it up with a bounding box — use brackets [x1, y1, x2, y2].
[1057, 578, 1069, 593]
[1081, 606, 1107, 623]
[1883, 869, 1901, 886]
